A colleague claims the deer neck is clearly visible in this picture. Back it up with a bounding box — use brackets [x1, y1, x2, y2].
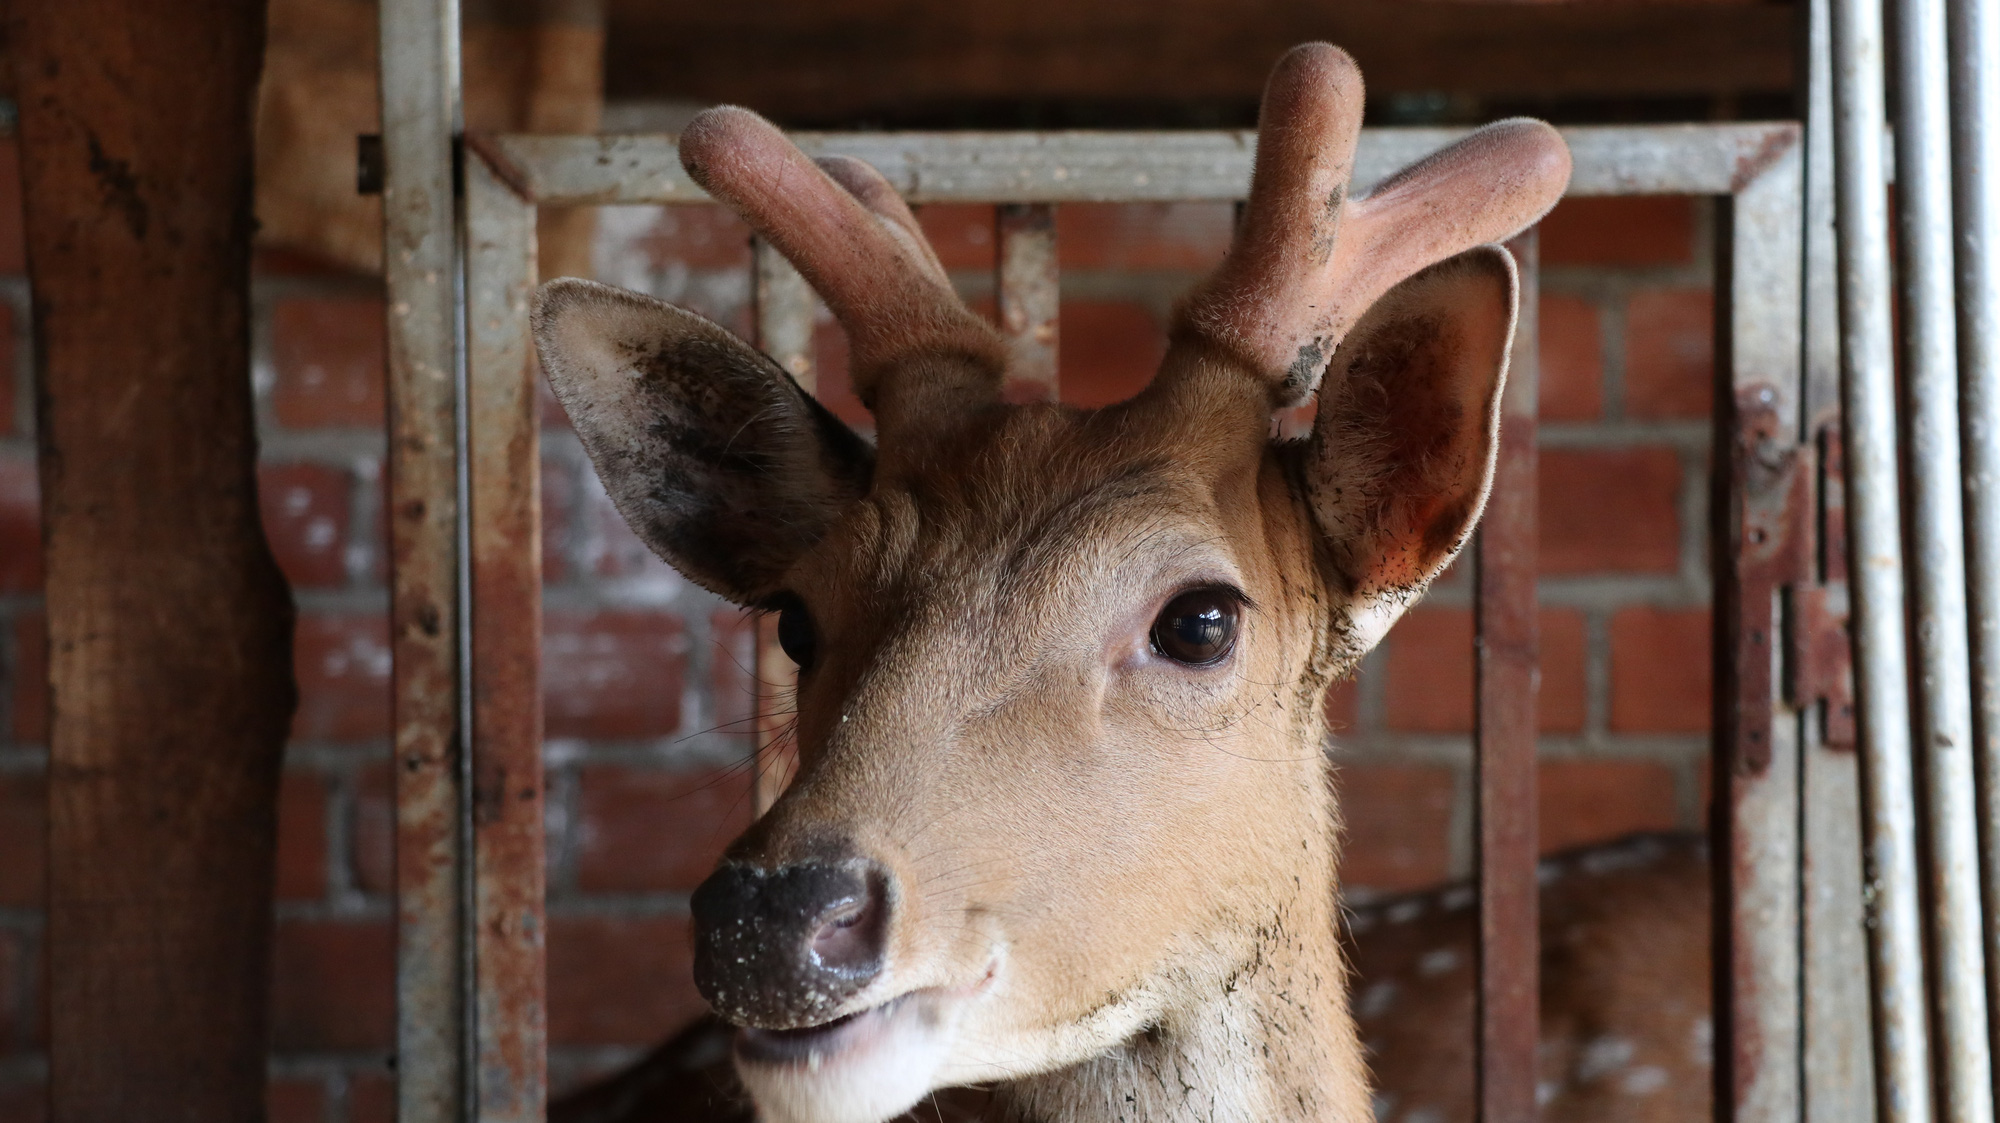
[988, 790, 1371, 1123]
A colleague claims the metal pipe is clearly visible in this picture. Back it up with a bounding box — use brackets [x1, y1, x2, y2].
[997, 203, 1061, 402]
[1893, 0, 1996, 1112]
[1832, 0, 1934, 1114]
[1947, 0, 2000, 1059]
[378, 0, 471, 1118]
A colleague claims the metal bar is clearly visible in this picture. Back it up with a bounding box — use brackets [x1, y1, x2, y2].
[996, 203, 1060, 402]
[1472, 229, 1539, 1123]
[465, 148, 547, 1123]
[1801, 0, 1878, 1116]
[379, 0, 471, 1118]
[491, 123, 1804, 206]
[1714, 136, 1806, 1123]
[750, 238, 814, 816]
[1946, 0, 2000, 1057]
[1892, 0, 1996, 1112]
[1832, 0, 1934, 1108]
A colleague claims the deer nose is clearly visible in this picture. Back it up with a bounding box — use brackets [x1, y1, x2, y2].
[690, 858, 890, 1029]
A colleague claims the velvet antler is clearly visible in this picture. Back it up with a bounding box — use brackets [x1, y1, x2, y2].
[677, 108, 1006, 441]
[1176, 43, 1572, 406]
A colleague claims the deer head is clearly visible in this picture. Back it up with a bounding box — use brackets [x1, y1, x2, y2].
[532, 42, 1568, 1123]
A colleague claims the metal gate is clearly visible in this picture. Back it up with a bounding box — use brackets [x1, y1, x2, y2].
[371, 0, 2000, 1118]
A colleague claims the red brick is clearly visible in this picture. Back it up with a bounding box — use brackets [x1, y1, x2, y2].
[266, 1077, 327, 1123]
[0, 774, 44, 908]
[1058, 202, 1233, 271]
[1539, 293, 1602, 421]
[0, 303, 15, 436]
[1336, 763, 1455, 892]
[1540, 608, 1588, 734]
[541, 458, 574, 584]
[1610, 606, 1712, 733]
[1538, 447, 1683, 574]
[631, 204, 752, 270]
[0, 928, 29, 1053]
[352, 760, 393, 896]
[917, 204, 996, 270]
[0, 138, 23, 275]
[544, 612, 688, 740]
[574, 766, 754, 894]
[547, 914, 703, 1046]
[1625, 287, 1714, 419]
[1382, 606, 1586, 734]
[1540, 196, 1697, 267]
[292, 614, 392, 741]
[1538, 759, 1680, 854]
[348, 1070, 396, 1123]
[270, 298, 387, 428]
[0, 1081, 47, 1123]
[710, 607, 759, 746]
[10, 614, 45, 743]
[1058, 300, 1165, 408]
[259, 462, 351, 589]
[276, 771, 328, 902]
[270, 918, 395, 1051]
[0, 456, 41, 592]
[1384, 607, 1472, 733]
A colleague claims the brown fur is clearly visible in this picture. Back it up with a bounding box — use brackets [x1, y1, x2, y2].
[533, 43, 1570, 1123]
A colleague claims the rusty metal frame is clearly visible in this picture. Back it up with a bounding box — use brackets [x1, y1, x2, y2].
[377, 1, 474, 1121]
[422, 121, 1826, 1121]
[1472, 228, 1540, 1123]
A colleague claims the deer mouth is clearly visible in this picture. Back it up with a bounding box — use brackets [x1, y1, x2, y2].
[729, 987, 968, 1123]
[735, 993, 919, 1067]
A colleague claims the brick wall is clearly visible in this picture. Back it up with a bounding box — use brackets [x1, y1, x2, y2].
[0, 139, 1714, 1118]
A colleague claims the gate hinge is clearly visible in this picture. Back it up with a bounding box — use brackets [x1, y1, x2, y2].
[1787, 581, 1856, 748]
[1783, 426, 1855, 749]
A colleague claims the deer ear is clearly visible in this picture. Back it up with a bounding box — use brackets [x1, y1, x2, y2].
[1302, 246, 1516, 647]
[532, 278, 873, 604]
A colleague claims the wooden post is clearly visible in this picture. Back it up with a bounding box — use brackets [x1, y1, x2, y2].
[12, 2, 296, 1120]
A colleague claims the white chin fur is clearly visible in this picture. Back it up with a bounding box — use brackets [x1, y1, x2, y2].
[736, 996, 962, 1123]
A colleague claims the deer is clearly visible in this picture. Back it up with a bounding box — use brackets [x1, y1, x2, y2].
[549, 831, 1715, 1123]
[530, 41, 1572, 1123]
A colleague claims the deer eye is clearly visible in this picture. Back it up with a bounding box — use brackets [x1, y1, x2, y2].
[1150, 588, 1241, 666]
[775, 597, 817, 670]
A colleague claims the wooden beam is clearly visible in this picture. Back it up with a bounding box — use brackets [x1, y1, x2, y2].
[13, 1, 297, 1120]
[604, 0, 1794, 120]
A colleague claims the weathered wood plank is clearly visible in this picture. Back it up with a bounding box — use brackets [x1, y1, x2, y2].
[13, 0, 297, 1118]
[603, 0, 1793, 116]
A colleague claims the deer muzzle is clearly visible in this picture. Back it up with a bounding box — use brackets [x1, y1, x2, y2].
[691, 857, 892, 1029]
